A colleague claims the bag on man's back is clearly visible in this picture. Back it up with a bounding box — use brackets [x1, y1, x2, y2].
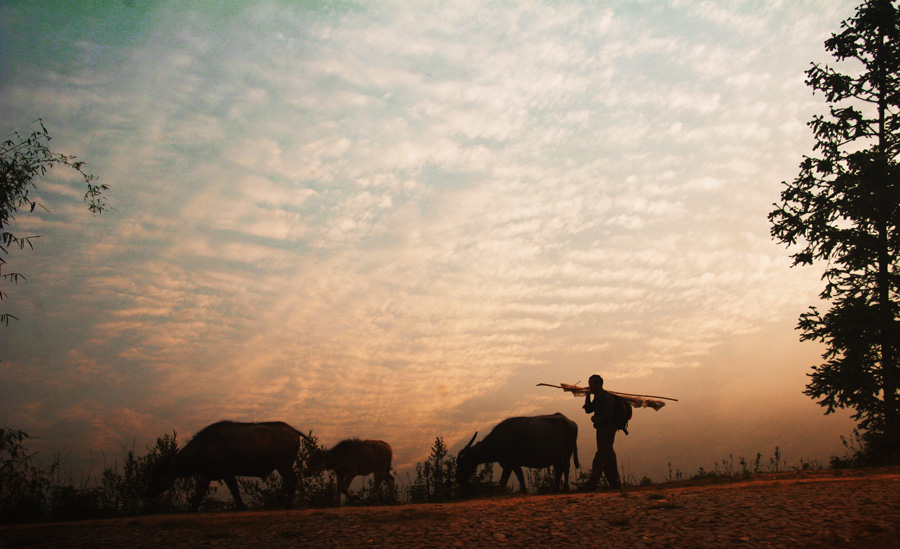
[613, 394, 633, 435]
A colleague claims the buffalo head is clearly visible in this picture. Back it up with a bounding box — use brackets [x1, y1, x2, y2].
[303, 448, 328, 477]
[145, 455, 177, 498]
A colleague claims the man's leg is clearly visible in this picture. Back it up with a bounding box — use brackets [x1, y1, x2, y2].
[602, 442, 621, 489]
[587, 428, 617, 489]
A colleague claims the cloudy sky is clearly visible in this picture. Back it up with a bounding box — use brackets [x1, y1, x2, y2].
[1, 0, 861, 483]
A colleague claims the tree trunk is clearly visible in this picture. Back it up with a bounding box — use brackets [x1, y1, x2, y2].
[878, 224, 897, 435]
[875, 24, 898, 444]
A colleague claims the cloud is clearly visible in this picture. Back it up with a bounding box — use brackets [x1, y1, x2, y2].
[0, 0, 861, 477]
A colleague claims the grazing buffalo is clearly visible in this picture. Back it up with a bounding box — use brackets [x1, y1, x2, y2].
[146, 420, 312, 511]
[456, 412, 579, 493]
[304, 439, 397, 504]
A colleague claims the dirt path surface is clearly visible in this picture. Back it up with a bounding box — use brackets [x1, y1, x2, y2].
[2, 467, 898, 548]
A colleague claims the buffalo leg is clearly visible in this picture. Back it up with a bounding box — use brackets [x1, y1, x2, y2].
[338, 474, 357, 504]
[191, 476, 212, 512]
[370, 474, 383, 501]
[554, 463, 569, 492]
[385, 470, 397, 501]
[278, 465, 298, 509]
[370, 471, 397, 502]
[223, 475, 247, 510]
[512, 466, 527, 493]
[499, 467, 512, 491]
[552, 466, 562, 492]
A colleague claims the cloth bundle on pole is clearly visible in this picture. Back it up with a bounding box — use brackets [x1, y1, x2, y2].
[536, 383, 674, 411]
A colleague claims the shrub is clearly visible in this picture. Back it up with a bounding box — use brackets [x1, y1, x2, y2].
[0, 428, 54, 522]
[831, 428, 900, 468]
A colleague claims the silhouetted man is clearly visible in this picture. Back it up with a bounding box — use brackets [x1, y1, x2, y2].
[582, 374, 621, 490]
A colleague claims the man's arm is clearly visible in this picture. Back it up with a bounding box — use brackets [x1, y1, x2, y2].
[583, 393, 594, 413]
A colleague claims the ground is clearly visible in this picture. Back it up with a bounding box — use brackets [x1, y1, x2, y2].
[2, 467, 898, 548]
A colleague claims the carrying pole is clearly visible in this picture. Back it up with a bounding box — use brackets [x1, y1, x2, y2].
[536, 383, 679, 402]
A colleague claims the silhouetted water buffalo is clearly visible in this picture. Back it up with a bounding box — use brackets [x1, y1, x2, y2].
[304, 439, 397, 504]
[456, 412, 579, 493]
[146, 420, 312, 511]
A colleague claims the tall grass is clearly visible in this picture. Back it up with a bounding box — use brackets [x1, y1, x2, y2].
[661, 446, 823, 485]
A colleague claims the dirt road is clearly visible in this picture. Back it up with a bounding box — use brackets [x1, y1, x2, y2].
[2, 467, 898, 548]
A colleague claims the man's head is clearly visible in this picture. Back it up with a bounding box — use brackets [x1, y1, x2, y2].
[588, 374, 604, 393]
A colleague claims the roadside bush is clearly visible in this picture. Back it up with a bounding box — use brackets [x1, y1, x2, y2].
[0, 428, 54, 522]
[526, 467, 562, 494]
[100, 433, 198, 515]
[1, 428, 204, 522]
[466, 460, 500, 497]
[48, 484, 105, 521]
[831, 428, 900, 469]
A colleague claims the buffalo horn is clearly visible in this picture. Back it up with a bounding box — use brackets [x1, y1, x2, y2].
[464, 432, 478, 449]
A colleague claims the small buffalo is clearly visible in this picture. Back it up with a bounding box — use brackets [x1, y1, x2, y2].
[146, 420, 311, 511]
[456, 412, 579, 493]
[304, 439, 397, 504]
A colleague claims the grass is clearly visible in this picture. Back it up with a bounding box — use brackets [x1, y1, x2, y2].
[652, 447, 824, 487]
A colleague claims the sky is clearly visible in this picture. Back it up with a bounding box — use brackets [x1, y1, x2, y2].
[1, 0, 862, 484]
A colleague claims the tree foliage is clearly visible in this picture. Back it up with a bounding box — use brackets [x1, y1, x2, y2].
[0, 120, 108, 326]
[769, 0, 900, 460]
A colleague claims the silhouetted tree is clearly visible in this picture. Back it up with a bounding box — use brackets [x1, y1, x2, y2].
[769, 0, 900, 461]
[409, 437, 456, 503]
[1, 119, 108, 326]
